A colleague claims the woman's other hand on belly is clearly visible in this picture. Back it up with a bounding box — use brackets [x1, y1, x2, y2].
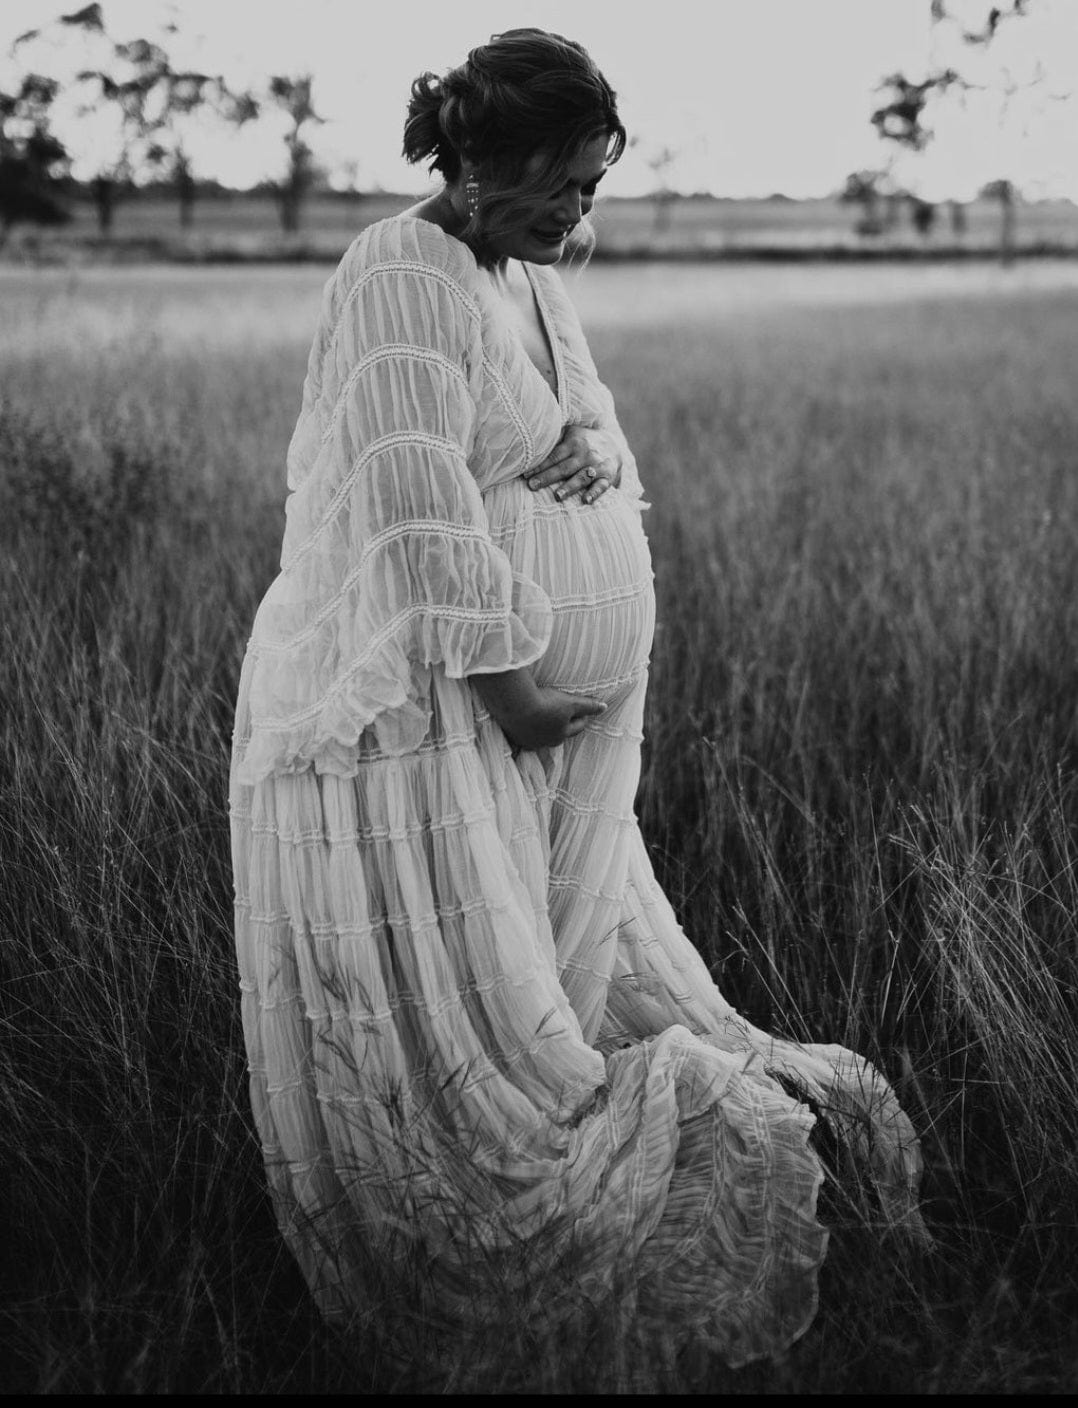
[526, 424, 621, 505]
[471, 666, 606, 750]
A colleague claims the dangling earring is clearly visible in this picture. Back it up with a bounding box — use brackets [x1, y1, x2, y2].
[465, 175, 480, 219]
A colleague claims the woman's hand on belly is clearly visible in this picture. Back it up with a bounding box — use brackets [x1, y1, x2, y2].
[526, 424, 621, 505]
[471, 666, 607, 750]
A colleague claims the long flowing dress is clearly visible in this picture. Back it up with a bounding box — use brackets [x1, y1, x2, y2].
[229, 216, 925, 1370]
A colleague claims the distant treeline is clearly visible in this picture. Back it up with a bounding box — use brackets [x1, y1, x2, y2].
[2, 1, 1070, 262]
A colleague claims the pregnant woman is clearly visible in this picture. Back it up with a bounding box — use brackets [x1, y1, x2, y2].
[230, 27, 926, 1373]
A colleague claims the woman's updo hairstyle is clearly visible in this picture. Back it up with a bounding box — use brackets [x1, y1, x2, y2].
[403, 28, 626, 261]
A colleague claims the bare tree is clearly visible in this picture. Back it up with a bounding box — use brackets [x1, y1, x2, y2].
[263, 75, 324, 234]
[980, 177, 1016, 264]
[870, 1, 1056, 265]
[14, 6, 251, 234]
[145, 75, 258, 229]
[929, 0, 1031, 44]
[644, 144, 679, 236]
[840, 169, 893, 236]
[871, 68, 965, 155]
[75, 36, 177, 234]
[910, 196, 937, 237]
[0, 74, 70, 245]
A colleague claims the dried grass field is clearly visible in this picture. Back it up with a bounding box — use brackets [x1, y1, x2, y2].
[2, 255, 1078, 1392]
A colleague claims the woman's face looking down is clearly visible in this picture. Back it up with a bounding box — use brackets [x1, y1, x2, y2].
[479, 134, 609, 265]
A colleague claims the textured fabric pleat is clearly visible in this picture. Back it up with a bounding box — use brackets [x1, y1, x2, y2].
[231, 216, 925, 1371]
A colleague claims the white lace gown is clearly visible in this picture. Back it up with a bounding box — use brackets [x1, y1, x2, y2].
[230, 217, 924, 1367]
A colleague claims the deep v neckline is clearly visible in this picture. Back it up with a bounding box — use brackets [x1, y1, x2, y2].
[521, 261, 568, 419]
[399, 215, 569, 420]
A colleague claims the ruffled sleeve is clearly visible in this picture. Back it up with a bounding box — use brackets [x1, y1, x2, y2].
[234, 219, 553, 783]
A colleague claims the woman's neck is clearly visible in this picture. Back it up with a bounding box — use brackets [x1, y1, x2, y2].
[401, 185, 511, 274]
[484, 259, 516, 291]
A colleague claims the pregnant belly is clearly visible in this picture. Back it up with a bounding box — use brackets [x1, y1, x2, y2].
[486, 483, 655, 704]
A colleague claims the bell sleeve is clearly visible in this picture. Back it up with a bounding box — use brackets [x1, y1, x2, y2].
[234, 226, 553, 783]
[589, 383, 647, 510]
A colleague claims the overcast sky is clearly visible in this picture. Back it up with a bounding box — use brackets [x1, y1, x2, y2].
[4, 0, 1077, 200]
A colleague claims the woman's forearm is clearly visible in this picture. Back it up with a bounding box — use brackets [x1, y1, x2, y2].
[470, 666, 543, 728]
[469, 666, 607, 750]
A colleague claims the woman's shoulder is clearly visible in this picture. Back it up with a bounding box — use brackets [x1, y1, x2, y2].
[337, 215, 482, 306]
